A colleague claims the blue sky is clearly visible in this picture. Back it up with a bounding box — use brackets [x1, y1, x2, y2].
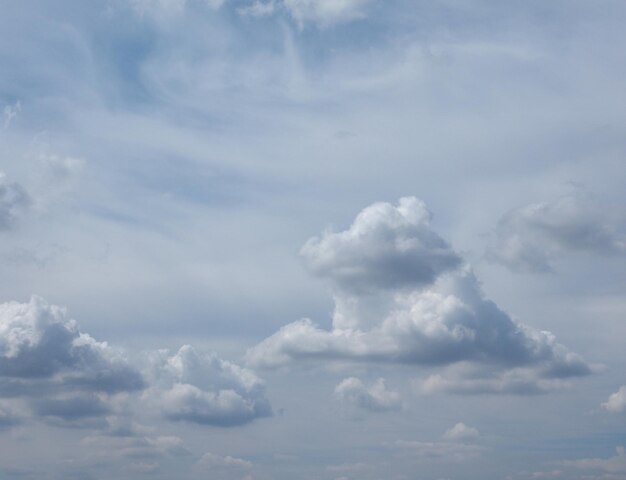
[1, 1, 626, 479]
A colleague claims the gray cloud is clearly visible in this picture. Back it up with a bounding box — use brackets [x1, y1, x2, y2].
[0, 402, 21, 429]
[0, 172, 30, 231]
[334, 377, 402, 412]
[248, 199, 592, 391]
[0, 296, 145, 428]
[487, 194, 626, 273]
[150, 345, 272, 427]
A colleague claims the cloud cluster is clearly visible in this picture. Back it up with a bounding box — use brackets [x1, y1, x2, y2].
[0, 172, 30, 231]
[487, 194, 626, 273]
[334, 377, 402, 412]
[247, 198, 594, 394]
[0, 296, 271, 430]
[150, 345, 272, 427]
[602, 385, 626, 413]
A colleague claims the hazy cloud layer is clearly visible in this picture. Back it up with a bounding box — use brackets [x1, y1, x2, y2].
[283, 0, 371, 27]
[563, 446, 626, 476]
[487, 194, 626, 273]
[0, 172, 30, 231]
[247, 198, 593, 393]
[334, 377, 402, 412]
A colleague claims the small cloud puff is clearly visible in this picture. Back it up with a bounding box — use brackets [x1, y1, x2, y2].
[602, 385, 626, 413]
[487, 193, 626, 273]
[150, 345, 272, 426]
[442, 422, 479, 442]
[334, 377, 402, 412]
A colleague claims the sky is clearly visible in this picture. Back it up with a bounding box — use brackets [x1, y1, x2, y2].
[1, 0, 626, 479]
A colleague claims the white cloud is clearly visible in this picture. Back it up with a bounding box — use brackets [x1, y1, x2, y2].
[0, 296, 145, 427]
[247, 199, 593, 394]
[487, 193, 626, 273]
[150, 345, 272, 426]
[442, 422, 479, 442]
[0, 295, 144, 393]
[334, 377, 402, 412]
[301, 197, 461, 294]
[0, 172, 31, 231]
[602, 385, 626, 413]
[283, 0, 371, 27]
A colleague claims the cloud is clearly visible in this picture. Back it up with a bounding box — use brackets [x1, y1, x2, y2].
[0, 401, 21, 429]
[602, 386, 626, 413]
[301, 197, 461, 294]
[394, 439, 485, 462]
[194, 451, 253, 480]
[0, 296, 144, 392]
[442, 422, 479, 442]
[334, 377, 402, 412]
[247, 198, 594, 394]
[487, 194, 626, 273]
[563, 446, 626, 475]
[3, 100, 21, 129]
[0, 296, 145, 427]
[150, 345, 272, 426]
[237, 0, 275, 17]
[283, 0, 371, 27]
[419, 362, 581, 396]
[0, 172, 31, 231]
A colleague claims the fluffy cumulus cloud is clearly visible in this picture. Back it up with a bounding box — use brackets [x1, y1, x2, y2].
[301, 197, 461, 294]
[0, 296, 145, 425]
[602, 385, 626, 413]
[283, 0, 371, 27]
[334, 377, 402, 412]
[150, 345, 272, 426]
[0, 172, 30, 231]
[247, 198, 594, 394]
[487, 194, 626, 273]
